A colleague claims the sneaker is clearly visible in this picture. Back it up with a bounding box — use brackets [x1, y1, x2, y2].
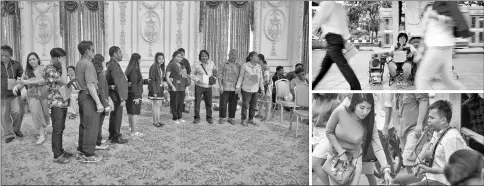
[193, 119, 200, 124]
[179, 119, 186, 123]
[130, 132, 144, 137]
[228, 119, 236, 125]
[95, 144, 109, 150]
[207, 119, 214, 124]
[174, 120, 181, 124]
[101, 139, 108, 144]
[15, 131, 24, 137]
[36, 136, 45, 145]
[63, 151, 74, 158]
[241, 120, 248, 126]
[111, 136, 128, 144]
[218, 119, 225, 124]
[5, 137, 15, 143]
[80, 154, 103, 163]
[53, 155, 70, 164]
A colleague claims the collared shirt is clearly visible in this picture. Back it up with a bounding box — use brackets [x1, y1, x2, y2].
[312, 1, 351, 40]
[219, 61, 241, 91]
[236, 62, 264, 93]
[422, 7, 455, 47]
[166, 61, 187, 91]
[1, 60, 23, 98]
[75, 59, 98, 91]
[192, 60, 215, 88]
[425, 127, 469, 185]
[43, 64, 69, 108]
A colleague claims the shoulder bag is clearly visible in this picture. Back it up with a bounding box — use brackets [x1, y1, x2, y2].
[322, 148, 362, 185]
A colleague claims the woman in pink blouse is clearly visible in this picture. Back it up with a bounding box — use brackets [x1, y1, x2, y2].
[324, 93, 392, 185]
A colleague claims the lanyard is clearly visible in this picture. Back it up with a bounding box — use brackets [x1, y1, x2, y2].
[4, 61, 15, 79]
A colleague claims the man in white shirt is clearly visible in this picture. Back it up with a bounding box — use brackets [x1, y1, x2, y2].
[392, 100, 468, 185]
[311, 1, 361, 90]
[415, 3, 466, 90]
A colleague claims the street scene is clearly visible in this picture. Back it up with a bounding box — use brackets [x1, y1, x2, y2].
[312, 93, 484, 185]
[312, 1, 484, 90]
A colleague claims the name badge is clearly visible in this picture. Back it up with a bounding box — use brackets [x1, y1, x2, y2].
[7, 79, 16, 90]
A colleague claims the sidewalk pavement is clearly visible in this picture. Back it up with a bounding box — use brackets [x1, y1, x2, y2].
[357, 46, 484, 54]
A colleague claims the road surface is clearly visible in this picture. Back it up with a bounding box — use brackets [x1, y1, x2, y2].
[312, 49, 484, 90]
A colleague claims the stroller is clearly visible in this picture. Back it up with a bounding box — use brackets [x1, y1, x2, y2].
[387, 47, 417, 86]
[368, 51, 390, 85]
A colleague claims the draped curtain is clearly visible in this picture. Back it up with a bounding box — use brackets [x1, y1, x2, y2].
[230, 1, 251, 63]
[1, 1, 21, 62]
[200, 1, 253, 66]
[60, 1, 81, 66]
[200, 2, 229, 67]
[302, 1, 309, 73]
[81, 1, 105, 58]
[60, 1, 104, 66]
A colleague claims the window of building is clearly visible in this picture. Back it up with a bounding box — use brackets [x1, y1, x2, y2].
[385, 19, 390, 30]
[471, 16, 476, 28]
[385, 33, 390, 44]
[471, 34, 476, 43]
[480, 32, 483, 43]
[479, 17, 484, 28]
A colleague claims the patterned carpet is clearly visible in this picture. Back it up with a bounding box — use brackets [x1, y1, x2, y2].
[1, 103, 309, 185]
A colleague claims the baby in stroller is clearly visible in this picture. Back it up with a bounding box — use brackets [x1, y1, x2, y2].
[388, 32, 417, 86]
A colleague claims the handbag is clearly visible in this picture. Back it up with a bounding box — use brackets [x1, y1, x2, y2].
[322, 148, 362, 185]
[201, 63, 216, 86]
[343, 42, 358, 60]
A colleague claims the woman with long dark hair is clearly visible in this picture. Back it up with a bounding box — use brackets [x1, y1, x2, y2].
[324, 93, 392, 185]
[191, 50, 216, 124]
[166, 51, 188, 124]
[236, 51, 265, 126]
[125, 53, 144, 136]
[23, 52, 50, 144]
[21, 48, 73, 164]
[92, 54, 110, 149]
[312, 93, 340, 184]
[149, 52, 166, 127]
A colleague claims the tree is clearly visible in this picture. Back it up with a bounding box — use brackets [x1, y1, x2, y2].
[458, 1, 484, 6]
[345, 1, 389, 41]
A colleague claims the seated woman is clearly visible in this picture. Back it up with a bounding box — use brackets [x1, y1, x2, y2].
[289, 67, 308, 99]
[388, 32, 417, 84]
[444, 149, 483, 186]
[323, 93, 392, 185]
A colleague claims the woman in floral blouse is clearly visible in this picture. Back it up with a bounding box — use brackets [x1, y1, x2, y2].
[22, 48, 73, 164]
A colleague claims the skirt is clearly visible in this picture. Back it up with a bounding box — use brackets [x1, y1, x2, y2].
[126, 93, 142, 115]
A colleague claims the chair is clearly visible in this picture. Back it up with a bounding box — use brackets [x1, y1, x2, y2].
[184, 80, 195, 110]
[257, 72, 275, 122]
[291, 83, 309, 137]
[272, 79, 297, 125]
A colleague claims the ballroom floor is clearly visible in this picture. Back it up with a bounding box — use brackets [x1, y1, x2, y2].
[1, 103, 309, 185]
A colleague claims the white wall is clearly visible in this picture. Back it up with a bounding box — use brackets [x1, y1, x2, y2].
[17, 1, 304, 74]
[253, 1, 305, 72]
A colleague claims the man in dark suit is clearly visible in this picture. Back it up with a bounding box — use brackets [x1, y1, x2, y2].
[177, 48, 191, 113]
[105, 46, 128, 144]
